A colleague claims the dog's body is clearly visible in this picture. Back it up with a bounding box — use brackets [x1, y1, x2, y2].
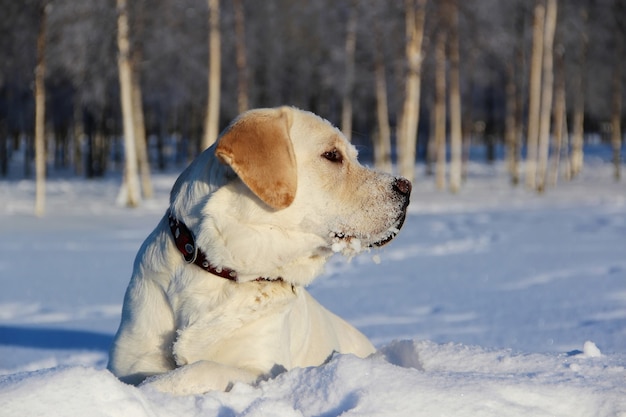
[108, 107, 411, 395]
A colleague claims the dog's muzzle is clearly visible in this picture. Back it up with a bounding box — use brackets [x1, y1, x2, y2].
[370, 177, 411, 247]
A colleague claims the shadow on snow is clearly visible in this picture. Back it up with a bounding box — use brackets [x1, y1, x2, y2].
[0, 325, 113, 351]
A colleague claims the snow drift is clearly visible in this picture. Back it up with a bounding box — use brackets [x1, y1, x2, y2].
[2, 340, 625, 417]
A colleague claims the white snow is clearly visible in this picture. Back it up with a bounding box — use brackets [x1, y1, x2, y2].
[582, 340, 603, 358]
[331, 235, 365, 256]
[1, 155, 625, 416]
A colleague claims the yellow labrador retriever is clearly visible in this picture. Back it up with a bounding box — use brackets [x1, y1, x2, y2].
[108, 107, 411, 395]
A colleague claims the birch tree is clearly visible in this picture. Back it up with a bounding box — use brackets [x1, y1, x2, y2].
[116, 0, 141, 207]
[536, 0, 558, 193]
[505, 5, 526, 186]
[341, 2, 358, 142]
[610, 0, 624, 181]
[233, 0, 248, 114]
[373, 20, 392, 173]
[0, 127, 6, 177]
[434, 27, 447, 191]
[398, 0, 427, 184]
[525, 0, 546, 190]
[131, 60, 153, 199]
[34, 1, 49, 216]
[130, 3, 152, 199]
[569, 2, 591, 179]
[202, 0, 221, 149]
[505, 61, 519, 184]
[447, 0, 462, 193]
[460, 10, 480, 183]
[549, 44, 566, 187]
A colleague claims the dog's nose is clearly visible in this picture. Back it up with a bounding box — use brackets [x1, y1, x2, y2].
[393, 177, 412, 196]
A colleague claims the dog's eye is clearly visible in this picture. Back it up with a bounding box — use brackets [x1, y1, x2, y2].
[322, 149, 343, 163]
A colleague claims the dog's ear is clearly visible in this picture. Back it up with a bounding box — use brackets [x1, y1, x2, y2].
[215, 107, 297, 210]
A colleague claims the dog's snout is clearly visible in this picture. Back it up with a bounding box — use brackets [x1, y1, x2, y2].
[393, 177, 412, 196]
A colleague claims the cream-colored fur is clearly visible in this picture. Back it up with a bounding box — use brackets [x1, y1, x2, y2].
[107, 107, 411, 395]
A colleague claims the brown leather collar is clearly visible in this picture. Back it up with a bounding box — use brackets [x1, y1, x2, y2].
[168, 212, 282, 283]
[168, 213, 238, 281]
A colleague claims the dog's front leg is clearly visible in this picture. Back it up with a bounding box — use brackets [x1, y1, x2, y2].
[140, 360, 259, 395]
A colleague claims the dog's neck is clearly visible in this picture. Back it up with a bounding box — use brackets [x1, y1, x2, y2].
[168, 212, 282, 283]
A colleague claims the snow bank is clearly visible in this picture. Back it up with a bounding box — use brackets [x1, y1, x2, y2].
[1, 340, 624, 417]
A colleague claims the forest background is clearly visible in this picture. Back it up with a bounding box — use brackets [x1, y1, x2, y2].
[0, 0, 624, 213]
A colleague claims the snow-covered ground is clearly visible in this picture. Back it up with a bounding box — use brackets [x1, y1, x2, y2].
[1, 155, 625, 416]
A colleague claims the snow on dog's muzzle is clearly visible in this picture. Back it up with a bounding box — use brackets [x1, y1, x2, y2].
[371, 177, 411, 247]
[330, 176, 412, 254]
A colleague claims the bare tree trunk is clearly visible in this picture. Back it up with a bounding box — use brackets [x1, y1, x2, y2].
[373, 22, 392, 173]
[561, 106, 571, 179]
[460, 113, 472, 181]
[611, 5, 623, 182]
[447, 0, 462, 194]
[461, 47, 478, 182]
[425, 96, 436, 176]
[399, 0, 427, 184]
[505, 62, 518, 185]
[34, 1, 48, 217]
[536, 0, 558, 193]
[525, 0, 545, 190]
[116, 0, 141, 207]
[53, 127, 65, 169]
[131, 5, 152, 199]
[434, 28, 447, 191]
[570, 2, 590, 179]
[512, 7, 527, 186]
[202, 0, 221, 149]
[72, 104, 84, 176]
[95, 128, 109, 176]
[24, 134, 33, 178]
[549, 44, 566, 187]
[460, 111, 472, 181]
[233, 0, 248, 113]
[0, 123, 7, 177]
[341, 2, 358, 142]
[131, 61, 153, 199]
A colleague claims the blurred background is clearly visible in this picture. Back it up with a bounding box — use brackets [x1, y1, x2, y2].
[0, 0, 624, 210]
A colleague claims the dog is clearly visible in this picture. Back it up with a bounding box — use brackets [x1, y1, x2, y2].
[107, 106, 411, 395]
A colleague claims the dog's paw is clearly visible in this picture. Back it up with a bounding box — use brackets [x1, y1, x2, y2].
[140, 360, 259, 395]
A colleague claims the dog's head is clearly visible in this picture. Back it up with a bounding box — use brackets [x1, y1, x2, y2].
[176, 107, 411, 285]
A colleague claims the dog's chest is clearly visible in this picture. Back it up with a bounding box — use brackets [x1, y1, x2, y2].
[169, 275, 297, 366]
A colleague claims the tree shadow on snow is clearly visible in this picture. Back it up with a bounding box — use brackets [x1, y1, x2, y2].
[0, 325, 113, 351]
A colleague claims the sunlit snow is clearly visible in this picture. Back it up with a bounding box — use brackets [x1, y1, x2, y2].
[1, 155, 625, 416]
